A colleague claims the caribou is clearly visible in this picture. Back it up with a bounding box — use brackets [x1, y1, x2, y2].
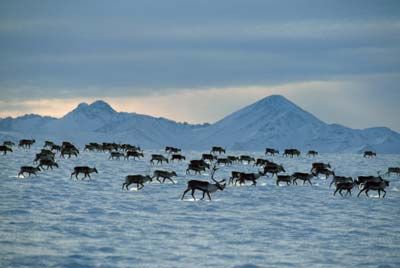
[357, 179, 389, 198]
[312, 168, 335, 179]
[310, 162, 331, 173]
[70, 166, 98, 180]
[239, 155, 255, 164]
[265, 148, 279, 156]
[0, 145, 12, 155]
[229, 171, 242, 185]
[355, 176, 383, 187]
[186, 163, 207, 175]
[122, 175, 152, 190]
[61, 147, 79, 158]
[235, 172, 263, 186]
[152, 170, 177, 183]
[3, 141, 15, 147]
[329, 176, 353, 188]
[210, 146, 225, 154]
[150, 154, 169, 164]
[263, 164, 285, 177]
[334, 181, 356, 197]
[44, 141, 55, 148]
[18, 166, 41, 177]
[227, 156, 239, 163]
[171, 154, 186, 162]
[202, 153, 216, 162]
[19, 139, 35, 149]
[216, 158, 232, 166]
[387, 167, 400, 176]
[109, 151, 124, 160]
[125, 150, 144, 160]
[283, 149, 301, 157]
[276, 175, 292, 186]
[165, 146, 181, 154]
[307, 150, 318, 157]
[181, 165, 226, 201]
[363, 151, 376, 158]
[291, 172, 313, 185]
[38, 159, 59, 170]
[51, 144, 61, 152]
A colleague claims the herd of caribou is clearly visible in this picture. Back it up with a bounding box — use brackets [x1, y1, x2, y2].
[1, 140, 398, 200]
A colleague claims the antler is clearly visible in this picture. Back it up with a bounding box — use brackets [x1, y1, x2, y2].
[210, 163, 219, 183]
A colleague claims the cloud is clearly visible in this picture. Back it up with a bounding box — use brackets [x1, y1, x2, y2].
[1, 74, 399, 132]
[0, 1, 399, 131]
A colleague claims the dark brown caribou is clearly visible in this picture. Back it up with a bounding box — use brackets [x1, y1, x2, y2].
[38, 159, 59, 170]
[19, 139, 35, 149]
[307, 150, 318, 157]
[171, 154, 186, 162]
[34, 150, 55, 163]
[202, 153, 217, 162]
[0, 145, 12, 155]
[263, 164, 285, 177]
[70, 166, 98, 180]
[239, 155, 255, 164]
[165, 146, 181, 154]
[283, 149, 300, 157]
[150, 154, 169, 164]
[310, 162, 331, 173]
[291, 172, 313, 185]
[227, 156, 239, 163]
[355, 176, 383, 187]
[235, 172, 264, 186]
[125, 150, 144, 160]
[186, 163, 207, 175]
[3, 141, 15, 147]
[181, 166, 226, 201]
[210, 146, 226, 154]
[61, 147, 79, 158]
[329, 176, 353, 188]
[51, 144, 61, 152]
[276, 175, 292, 186]
[334, 181, 357, 197]
[152, 170, 178, 183]
[265, 148, 279, 156]
[357, 180, 389, 198]
[122, 175, 153, 190]
[44, 141, 55, 148]
[229, 171, 242, 185]
[18, 166, 41, 177]
[312, 167, 335, 179]
[216, 158, 232, 166]
[190, 160, 210, 169]
[255, 158, 270, 167]
[363, 151, 376, 158]
[109, 151, 124, 160]
[387, 167, 400, 176]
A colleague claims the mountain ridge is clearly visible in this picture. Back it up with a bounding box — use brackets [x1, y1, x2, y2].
[1, 95, 399, 153]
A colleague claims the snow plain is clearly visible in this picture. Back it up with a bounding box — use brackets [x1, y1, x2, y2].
[1, 145, 400, 268]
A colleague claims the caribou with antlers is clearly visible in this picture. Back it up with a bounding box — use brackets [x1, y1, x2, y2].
[181, 165, 226, 201]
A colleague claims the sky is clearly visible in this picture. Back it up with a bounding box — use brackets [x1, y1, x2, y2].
[0, 0, 399, 131]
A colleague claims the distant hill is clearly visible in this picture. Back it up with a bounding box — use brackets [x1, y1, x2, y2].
[1, 96, 400, 153]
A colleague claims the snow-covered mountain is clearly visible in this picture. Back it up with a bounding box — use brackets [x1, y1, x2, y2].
[1, 96, 400, 153]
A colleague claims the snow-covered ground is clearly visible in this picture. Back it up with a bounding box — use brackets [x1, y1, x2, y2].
[1, 145, 400, 267]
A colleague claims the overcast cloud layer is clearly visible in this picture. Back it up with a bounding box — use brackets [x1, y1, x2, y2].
[0, 1, 399, 130]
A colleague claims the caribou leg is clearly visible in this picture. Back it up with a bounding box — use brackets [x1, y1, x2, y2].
[181, 188, 190, 200]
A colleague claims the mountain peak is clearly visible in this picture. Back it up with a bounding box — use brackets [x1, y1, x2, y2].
[253, 95, 296, 109]
[63, 100, 117, 119]
[89, 100, 116, 113]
